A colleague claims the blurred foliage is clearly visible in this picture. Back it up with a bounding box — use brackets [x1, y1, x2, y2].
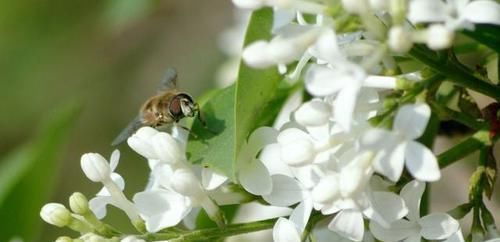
[0, 102, 80, 241]
[0, 0, 232, 240]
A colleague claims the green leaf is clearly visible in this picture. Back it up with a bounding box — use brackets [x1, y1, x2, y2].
[0, 102, 80, 242]
[235, 7, 284, 158]
[188, 8, 292, 181]
[188, 85, 236, 178]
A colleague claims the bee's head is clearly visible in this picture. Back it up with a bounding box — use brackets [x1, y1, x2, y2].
[169, 93, 197, 121]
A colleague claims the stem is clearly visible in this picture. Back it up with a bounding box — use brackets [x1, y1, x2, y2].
[437, 130, 491, 168]
[301, 212, 325, 242]
[409, 45, 500, 100]
[428, 100, 486, 130]
[149, 218, 277, 241]
[461, 24, 500, 54]
[418, 113, 439, 216]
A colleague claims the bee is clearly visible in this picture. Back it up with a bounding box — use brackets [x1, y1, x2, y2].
[111, 68, 205, 146]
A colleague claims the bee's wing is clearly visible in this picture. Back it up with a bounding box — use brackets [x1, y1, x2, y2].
[157, 68, 177, 92]
[111, 115, 144, 146]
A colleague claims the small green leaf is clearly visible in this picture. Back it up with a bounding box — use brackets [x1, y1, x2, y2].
[0, 102, 80, 242]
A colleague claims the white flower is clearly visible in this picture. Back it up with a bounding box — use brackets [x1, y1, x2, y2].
[408, 0, 500, 30]
[82, 150, 140, 223]
[237, 127, 278, 196]
[370, 180, 460, 241]
[310, 152, 407, 241]
[361, 103, 441, 182]
[87, 150, 126, 219]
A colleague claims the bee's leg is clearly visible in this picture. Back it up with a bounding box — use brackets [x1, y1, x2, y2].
[196, 106, 216, 134]
[175, 123, 198, 139]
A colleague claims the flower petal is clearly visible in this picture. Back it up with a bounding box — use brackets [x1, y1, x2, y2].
[393, 103, 431, 140]
[374, 142, 406, 182]
[294, 99, 332, 127]
[133, 190, 191, 232]
[278, 128, 315, 166]
[89, 196, 113, 219]
[152, 132, 183, 164]
[334, 84, 361, 132]
[273, 217, 301, 242]
[443, 229, 465, 242]
[328, 209, 364, 241]
[242, 40, 273, 68]
[360, 128, 396, 150]
[463, 0, 500, 25]
[263, 175, 303, 207]
[109, 149, 120, 171]
[247, 127, 279, 157]
[400, 180, 425, 222]
[405, 141, 440, 181]
[419, 213, 459, 240]
[202, 168, 228, 190]
[289, 198, 313, 233]
[369, 219, 419, 242]
[367, 191, 408, 226]
[260, 143, 293, 176]
[239, 159, 272, 196]
[305, 65, 346, 96]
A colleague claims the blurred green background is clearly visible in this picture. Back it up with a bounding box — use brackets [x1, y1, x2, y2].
[0, 0, 233, 240]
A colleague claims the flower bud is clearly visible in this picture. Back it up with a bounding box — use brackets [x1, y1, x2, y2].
[127, 127, 158, 160]
[294, 99, 331, 127]
[278, 128, 315, 166]
[40, 203, 71, 227]
[81, 153, 111, 182]
[242, 41, 273, 68]
[388, 26, 413, 53]
[69, 192, 89, 215]
[426, 24, 453, 50]
[171, 168, 203, 197]
[152, 132, 183, 164]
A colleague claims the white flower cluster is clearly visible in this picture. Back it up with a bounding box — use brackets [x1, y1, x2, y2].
[228, 0, 500, 241]
[41, 127, 233, 241]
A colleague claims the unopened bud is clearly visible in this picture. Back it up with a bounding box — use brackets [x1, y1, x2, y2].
[388, 26, 413, 53]
[40, 203, 71, 227]
[426, 24, 454, 50]
[294, 99, 332, 127]
[69, 192, 89, 215]
[81, 153, 111, 182]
